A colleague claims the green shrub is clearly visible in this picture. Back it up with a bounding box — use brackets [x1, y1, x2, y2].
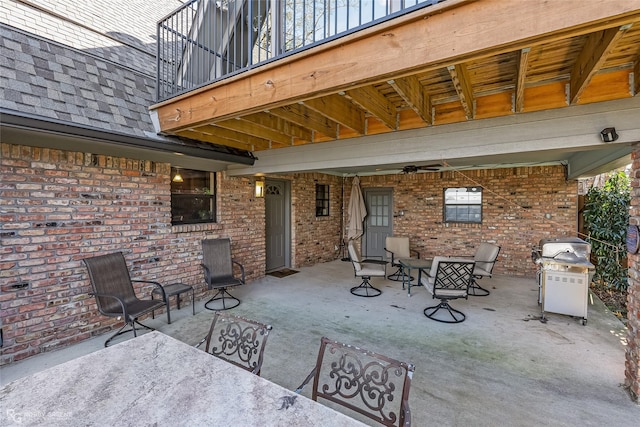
[583, 171, 630, 291]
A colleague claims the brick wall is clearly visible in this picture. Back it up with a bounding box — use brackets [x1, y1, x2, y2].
[0, 143, 583, 365]
[626, 149, 640, 402]
[0, 143, 265, 364]
[291, 173, 344, 267]
[352, 166, 577, 277]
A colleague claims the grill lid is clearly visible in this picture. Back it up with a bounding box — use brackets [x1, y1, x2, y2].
[538, 237, 591, 259]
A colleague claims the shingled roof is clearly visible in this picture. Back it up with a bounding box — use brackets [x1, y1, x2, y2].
[0, 0, 254, 163]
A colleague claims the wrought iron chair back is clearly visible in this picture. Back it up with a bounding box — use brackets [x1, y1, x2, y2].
[203, 312, 273, 376]
[296, 337, 414, 427]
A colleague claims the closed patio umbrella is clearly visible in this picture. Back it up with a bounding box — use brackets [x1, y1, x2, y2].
[347, 176, 367, 240]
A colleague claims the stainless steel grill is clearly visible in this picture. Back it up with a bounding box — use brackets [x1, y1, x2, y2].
[532, 237, 595, 325]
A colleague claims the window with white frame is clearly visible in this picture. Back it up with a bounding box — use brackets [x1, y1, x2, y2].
[444, 187, 482, 223]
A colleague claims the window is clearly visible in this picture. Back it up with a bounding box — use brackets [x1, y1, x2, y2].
[444, 187, 482, 223]
[315, 184, 329, 217]
[171, 168, 216, 224]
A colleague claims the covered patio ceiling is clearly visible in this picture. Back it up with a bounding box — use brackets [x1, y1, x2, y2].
[150, 0, 640, 179]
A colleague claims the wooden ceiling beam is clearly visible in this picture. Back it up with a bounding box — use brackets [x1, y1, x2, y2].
[270, 104, 339, 138]
[214, 119, 293, 146]
[515, 48, 531, 113]
[343, 86, 398, 130]
[245, 112, 313, 141]
[196, 125, 272, 150]
[447, 64, 474, 119]
[570, 25, 631, 104]
[634, 59, 640, 96]
[302, 94, 366, 135]
[152, 0, 640, 132]
[177, 129, 264, 151]
[388, 76, 432, 125]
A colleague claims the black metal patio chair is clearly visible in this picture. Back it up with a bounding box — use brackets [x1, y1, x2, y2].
[295, 337, 415, 427]
[202, 238, 245, 310]
[83, 252, 167, 347]
[196, 312, 273, 376]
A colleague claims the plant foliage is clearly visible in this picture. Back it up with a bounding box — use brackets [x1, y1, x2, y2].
[583, 172, 630, 291]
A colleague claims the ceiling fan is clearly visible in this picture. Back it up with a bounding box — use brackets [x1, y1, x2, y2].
[401, 164, 441, 174]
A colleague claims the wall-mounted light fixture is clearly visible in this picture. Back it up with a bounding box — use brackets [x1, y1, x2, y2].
[172, 168, 183, 183]
[600, 127, 618, 143]
[255, 177, 265, 198]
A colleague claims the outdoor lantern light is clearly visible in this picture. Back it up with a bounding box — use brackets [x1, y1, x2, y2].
[600, 127, 618, 143]
[255, 178, 265, 198]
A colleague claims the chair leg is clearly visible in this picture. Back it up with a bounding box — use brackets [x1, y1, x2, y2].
[468, 277, 490, 296]
[350, 276, 382, 297]
[204, 288, 240, 311]
[387, 266, 413, 282]
[424, 300, 466, 323]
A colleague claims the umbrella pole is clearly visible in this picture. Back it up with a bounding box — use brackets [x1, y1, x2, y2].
[340, 176, 349, 261]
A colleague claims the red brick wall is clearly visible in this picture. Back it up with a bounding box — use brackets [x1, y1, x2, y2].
[291, 173, 344, 267]
[351, 166, 577, 277]
[0, 144, 264, 364]
[0, 143, 582, 366]
[626, 149, 640, 402]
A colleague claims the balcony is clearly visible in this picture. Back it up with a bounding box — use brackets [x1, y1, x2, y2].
[151, 0, 640, 177]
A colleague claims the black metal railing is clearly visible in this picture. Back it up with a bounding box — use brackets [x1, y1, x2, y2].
[156, 0, 446, 102]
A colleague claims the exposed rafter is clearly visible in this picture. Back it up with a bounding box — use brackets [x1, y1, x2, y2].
[303, 94, 366, 135]
[447, 64, 474, 119]
[635, 59, 640, 96]
[343, 86, 398, 130]
[214, 119, 293, 147]
[178, 128, 265, 151]
[269, 104, 339, 139]
[388, 76, 432, 125]
[515, 48, 531, 113]
[244, 112, 312, 142]
[570, 25, 631, 104]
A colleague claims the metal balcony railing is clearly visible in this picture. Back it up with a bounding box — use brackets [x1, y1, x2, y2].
[156, 0, 446, 102]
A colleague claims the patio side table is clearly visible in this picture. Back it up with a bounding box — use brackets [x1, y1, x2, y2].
[398, 258, 432, 297]
[152, 283, 195, 324]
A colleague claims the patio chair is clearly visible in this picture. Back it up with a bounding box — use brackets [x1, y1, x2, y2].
[295, 337, 414, 427]
[420, 257, 475, 323]
[197, 312, 272, 376]
[384, 236, 420, 282]
[82, 252, 167, 347]
[348, 240, 386, 297]
[202, 238, 245, 311]
[467, 242, 501, 296]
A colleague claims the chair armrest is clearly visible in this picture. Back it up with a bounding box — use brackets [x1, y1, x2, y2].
[294, 367, 317, 394]
[232, 259, 246, 283]
[131, 280, 166, 302]
[384, 247, 396, 264]
[402, 399, 411, 427]
[411, 248, 420, 259]
[89, 292, 129, 320]
[201, 263, 212, 285]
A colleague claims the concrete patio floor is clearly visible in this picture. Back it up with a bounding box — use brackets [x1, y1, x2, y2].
[1, 260, 638, 426]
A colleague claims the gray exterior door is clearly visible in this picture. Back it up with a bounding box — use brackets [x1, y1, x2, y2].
[363, 188, 393, 258]
[265, 179, 290, 272]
